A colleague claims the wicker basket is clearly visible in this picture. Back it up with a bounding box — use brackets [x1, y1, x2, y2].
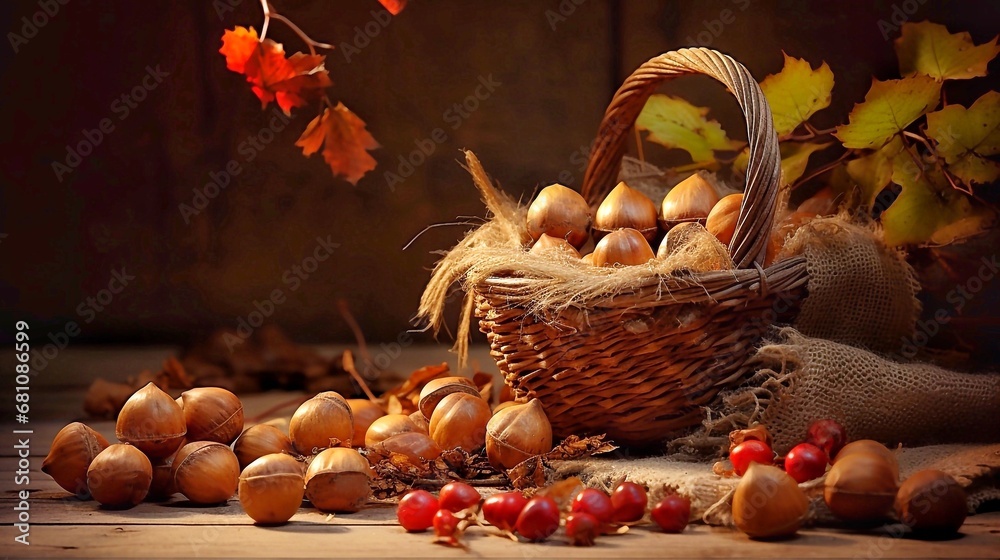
[467, 48, 810, 447]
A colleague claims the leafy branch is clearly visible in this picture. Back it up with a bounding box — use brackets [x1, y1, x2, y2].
[636, 21, 1000, 248]
[219, 1, 405, 184]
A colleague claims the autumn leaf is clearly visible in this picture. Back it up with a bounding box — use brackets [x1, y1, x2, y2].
[894, 21, 1000, 81]
[881, 150, 995, 246]
[220, 26, 332, 115]
[834, 76, 941, 149]
[760, 53, 835, 136]
[845, 136, 903, 210]
[733, 141, 832, 186]
[296, 103, 379, 185]
[377, 0, 407, 15]
[925, 91, 1000, 185]
[636, 94, 744, 165]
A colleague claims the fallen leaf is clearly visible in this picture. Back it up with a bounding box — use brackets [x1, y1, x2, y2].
[760, 53, 835, 136]
[925, 91, 1000, 185]
[881, 151, 995, 246]
[544, 434, 618, 461]
[895, 21, 1000, 81]
[845, 136, 904, 209]
[377, 0, 407, 15]
[636, 94, 744, 165]
[220, 26, 332, 115]
[835, 76, 941, 150]
[297, 103, 380, 184]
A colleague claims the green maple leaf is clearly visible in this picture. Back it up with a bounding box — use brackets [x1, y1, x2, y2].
[636, 94, 744, 164]
[881, 150, 995, 246]
[895, 21, 1000, 81]
[835, 76, 941, 149]
[760, 53, 835, 136]
[925, 91, 1000, 185]
[845, 136, 903, 210]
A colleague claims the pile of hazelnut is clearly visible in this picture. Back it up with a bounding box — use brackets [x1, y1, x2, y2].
[41, 377, 557, 526]
[525, 174, 832, 266]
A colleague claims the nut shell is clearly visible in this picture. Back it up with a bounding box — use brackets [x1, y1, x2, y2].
[289, 391, 354, 454]
[365, 414, 419, 448]
[239, 453, 306, 525]
[234, 424, 295, 470]
[824, 451, 898, 523]
[429, 392, 491, 453]
[732, 463, 808, 539]
[304, 448, 371, 512]
[834, 440, 899, 479]
[895, 469, 967, 536]
[86, 443, 152, 509]
[408, 411, 430, 434]
[706, 193, 743, 247]
[347, 399, 385, 448]
[42, 422, 110, 498]
[594, 182, 658, 240]
[485, 399, 553, 470]
[660, 172, 719, 226]
[115, 382, 187, 459]
[373, 432, 443, 466]
[591, 228, 655, 267]
[418, 377, 481, 421]
[173, 441, 240, 505]
[178, 387, 244, 444]
[526, 184, 592, 248]
[147, 441, 184, 501]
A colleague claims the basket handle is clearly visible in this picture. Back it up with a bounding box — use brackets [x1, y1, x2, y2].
[580, 48, 780, 269]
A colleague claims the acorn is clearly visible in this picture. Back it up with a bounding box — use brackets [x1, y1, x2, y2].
[529, 234, 583, 258]
[233, 424, 295, 470]
[593, 182, 658, 241]
[172, 441, 241, 505]
[824, 451, 898, 524]
[365, 414, 420, 448]
[115, 382, 187, 460]
[895, 469, 967, 537]
[177, 387, 244, 445]
[304, 448, 371, 513]
[706, 193, 743, 247]
[347, 399, 385, 449]
[289, 391, 354, 454]
[429, 393, 491, 453]
[526, 184, 592, 249]
[86, 443, 152, 509]
[239, 453, 306, 525]
[418, 377, 481, 420]
[41, 422, 110, 498]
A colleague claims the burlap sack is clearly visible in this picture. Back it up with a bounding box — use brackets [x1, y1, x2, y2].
[780, 216, 922, 355]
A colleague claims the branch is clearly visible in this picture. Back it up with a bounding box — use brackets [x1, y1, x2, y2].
[257, 0, 333, 56]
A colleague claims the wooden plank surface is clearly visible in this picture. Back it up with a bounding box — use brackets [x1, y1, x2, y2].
[2, 347, 999, 558]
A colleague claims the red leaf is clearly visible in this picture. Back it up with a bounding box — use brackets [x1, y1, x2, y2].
[378, 0, 407, 15]
[296, 103, 379, 184]
[220, 26, 332, 115]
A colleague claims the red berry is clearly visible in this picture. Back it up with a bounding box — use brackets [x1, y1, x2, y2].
[806, 419, 847, 460]
[433, 509, 460, 544]
[571, 488, 614, 524]
[784, 442, 828, 483]
[396, 489, 439, 532]
[565, 512, 600, 546]
[482, 492, 528, 532]
[515, 496, 560, 541]
[438, 482, 481, 513]
[730, 440, 774, 476]
[610, 481, 647, 523]
[651, 494, 691, 533]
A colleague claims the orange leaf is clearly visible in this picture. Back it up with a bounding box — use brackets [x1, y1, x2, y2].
[296, 103, 379, 184]
[378, 0, 407, 15]
[220, 26, 332, 115]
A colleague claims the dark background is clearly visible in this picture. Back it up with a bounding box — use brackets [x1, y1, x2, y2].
[0, 1, 998, 363]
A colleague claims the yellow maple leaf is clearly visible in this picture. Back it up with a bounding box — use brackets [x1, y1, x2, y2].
[894, 21, 1000, 81]
[845, 136, 904, 210]
[733, 141, 831, 187]
[759, 53, 835, 136]
[636, 94, 743, 165]
[881, 150, 995, 247]
[925, 91, 1000, 185]
[834, 76, 941, 149]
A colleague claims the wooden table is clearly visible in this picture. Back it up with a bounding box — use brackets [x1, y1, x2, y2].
[2, 347, 999, 558]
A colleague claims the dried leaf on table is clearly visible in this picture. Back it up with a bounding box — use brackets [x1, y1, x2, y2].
[507, 456, 548, 490]
[728, 425, 772, 452]
[545, 434, 618, 460]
